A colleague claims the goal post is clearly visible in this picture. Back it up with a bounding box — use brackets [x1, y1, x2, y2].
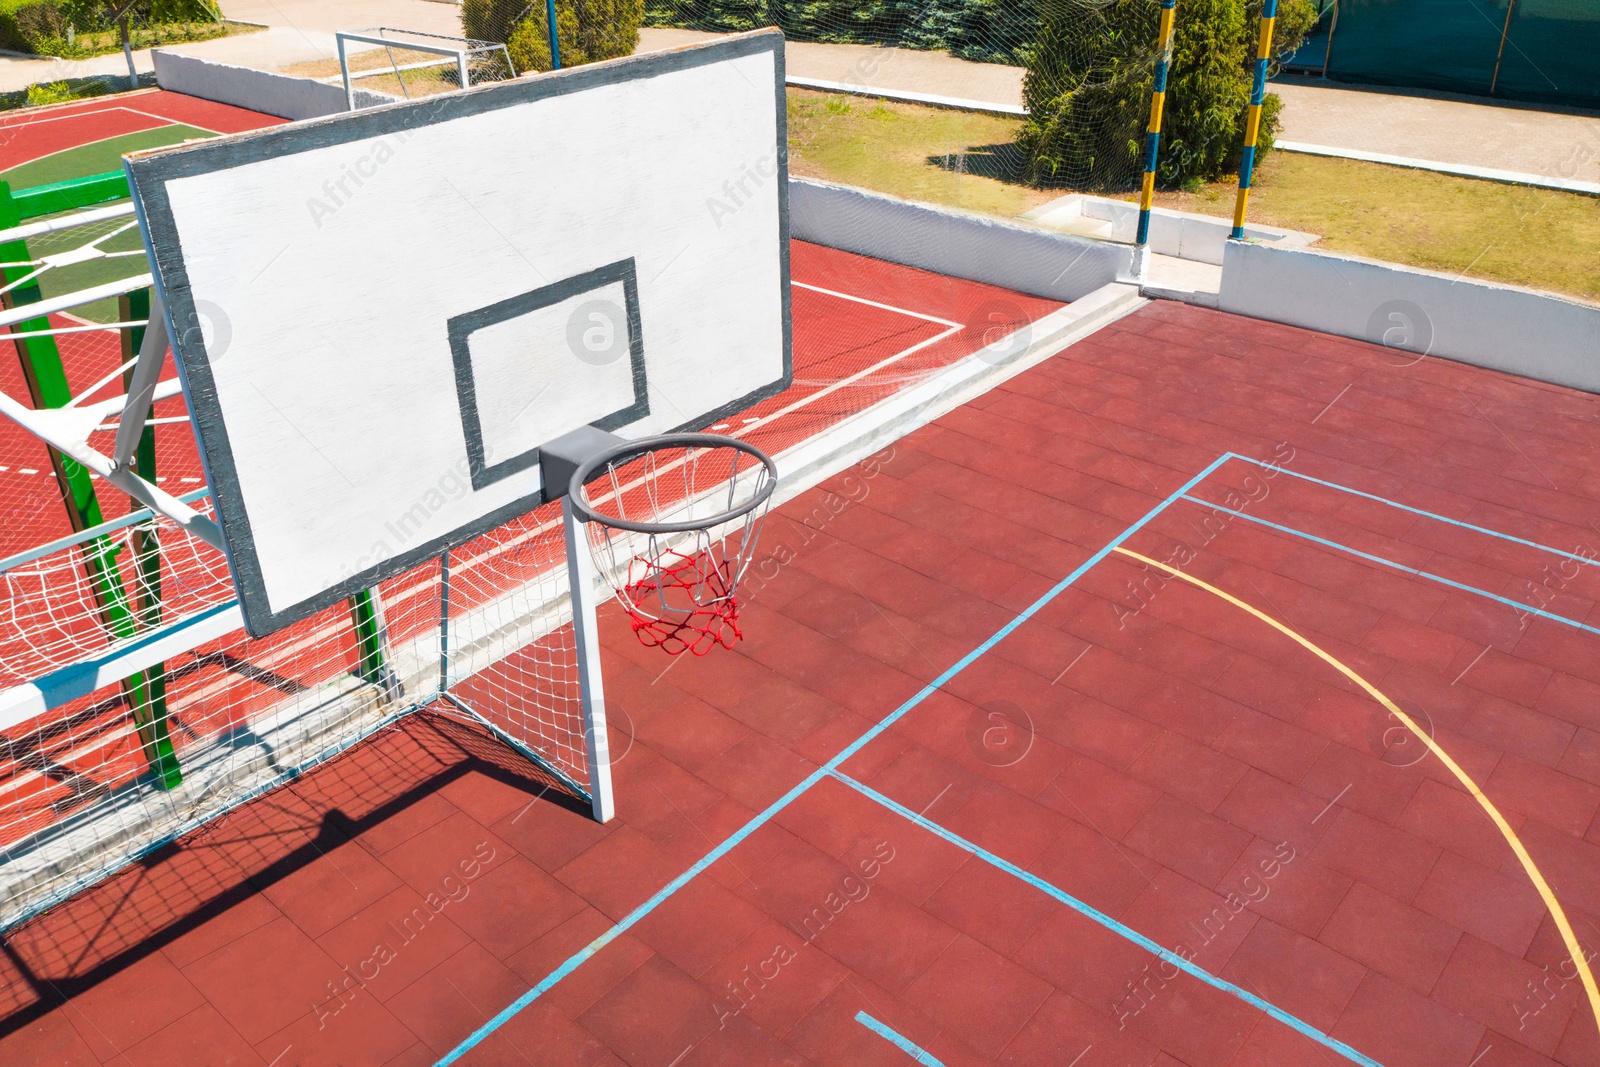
[336, 28, 518, 110]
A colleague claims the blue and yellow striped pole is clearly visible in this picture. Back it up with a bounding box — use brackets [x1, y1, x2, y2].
[1230, 0, 1278, 240]
[1135, 0, 1179, 268]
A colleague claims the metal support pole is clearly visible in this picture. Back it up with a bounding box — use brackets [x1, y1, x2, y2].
[1230, 0, 1279, 240]
[457, 49, 471, 92]
[1490, 0, 1518, 95]
[112, 291, 166, 471]
[340, 35, 355, 111]
[1134, 0, 1178, 281]
[1320, 0, 1340, 77]
[349, 589, 402, 703]
[546, 0, 562, 70]
[438, 549, 451, 696]
[563, 498, 613, 822]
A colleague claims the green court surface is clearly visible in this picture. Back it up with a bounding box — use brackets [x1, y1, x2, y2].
[0, 124, 214, 191]
[2, 127, 215, 322]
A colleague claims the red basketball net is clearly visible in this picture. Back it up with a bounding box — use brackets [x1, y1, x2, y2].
[579, 439, 773, 656]
[616, 545, 742, 656]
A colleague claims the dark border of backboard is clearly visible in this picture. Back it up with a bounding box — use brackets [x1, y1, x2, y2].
[449, 258, 649, 492]
[126, 29, 792, 638]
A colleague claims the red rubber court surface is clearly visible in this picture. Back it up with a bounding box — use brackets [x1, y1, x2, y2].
[5, 298, 1600, 1067]
[0, 89, 285, 172]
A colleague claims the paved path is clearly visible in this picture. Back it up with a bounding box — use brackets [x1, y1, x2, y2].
[4, 7, 1594, 191]
[0, 0, 461, 93]
[637, 30, 1600, 190]
[1272, 77, 1600, 188]
[639, 27, 1025, 109]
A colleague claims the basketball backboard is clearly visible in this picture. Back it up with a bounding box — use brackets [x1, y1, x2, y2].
[125, 31, 792, 637]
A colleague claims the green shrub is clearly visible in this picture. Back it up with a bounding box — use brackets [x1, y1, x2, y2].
[1019, 0, 1313, 189]
[0, 0, 222, 57]
[466, 0, 640, 71]
[463, 0, 531, 43]
[25, 77, 109, 106]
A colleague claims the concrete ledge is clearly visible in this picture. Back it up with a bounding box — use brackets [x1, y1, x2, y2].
[152, 49, 398, 121]
[1218, 241, 1600, 393]
[1024, 193, 1318, 266]
[790, 177, 1134, 302]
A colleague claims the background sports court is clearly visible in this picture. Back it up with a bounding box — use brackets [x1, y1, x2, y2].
[0, 49, 1597, 1067]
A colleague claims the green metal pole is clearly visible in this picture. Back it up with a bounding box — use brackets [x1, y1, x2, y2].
[348, 589, 400, 700]
[0, 182, 180, 787]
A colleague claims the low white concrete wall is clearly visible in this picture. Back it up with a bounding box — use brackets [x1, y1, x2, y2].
[1023, 194, 1313, 266]
[1219, 241, 1600, 393]
[790, 178, 1133, 303]
[152, 50, 397, 121]
[1082, 199, 1311, 266]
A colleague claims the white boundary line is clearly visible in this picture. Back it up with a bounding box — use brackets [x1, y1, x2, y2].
[786, 76, 1026, 117]
[120, 106, 223, 136]
[792, 279, 962, 328]
[737, 282, 964, 438]
[0, 111, 219, 178]
[0, 103, 147, 132]
[1275, 140, 1600, 196]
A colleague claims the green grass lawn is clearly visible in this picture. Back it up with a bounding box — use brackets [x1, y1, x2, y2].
[1151, 153, 1600, 303]
[787, 90, 1056, 219]
[785, 88, 1600, 304]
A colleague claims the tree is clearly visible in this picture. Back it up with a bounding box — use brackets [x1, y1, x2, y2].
[1019, 0, 1315, 190]
[464, 0, 642, 72]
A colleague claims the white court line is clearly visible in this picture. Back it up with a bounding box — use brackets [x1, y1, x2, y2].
[0, 101, 222, 138]
[119, 107, 223, 137]
[0, 107, 222, 174]
[792, 280, 962, 329]
[0, 103, 145, 131]
[733, 282, 964, 440]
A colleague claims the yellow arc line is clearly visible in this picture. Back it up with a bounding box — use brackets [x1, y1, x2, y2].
[1114, 546, 1600, 1036]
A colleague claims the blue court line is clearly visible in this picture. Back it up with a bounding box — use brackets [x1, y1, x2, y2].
[434, 453, 1236, 1065]
[1222, 455, 1598, 568]
[855, 1011, 946, 1066]
[1180, 495, 1600, 638]
[830, 770, 1389, 1067]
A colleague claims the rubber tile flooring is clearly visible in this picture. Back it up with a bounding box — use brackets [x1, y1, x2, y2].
[3, 300, 1600, 1066]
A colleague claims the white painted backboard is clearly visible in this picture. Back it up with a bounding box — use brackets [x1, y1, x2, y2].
[126, 31, 791, 636]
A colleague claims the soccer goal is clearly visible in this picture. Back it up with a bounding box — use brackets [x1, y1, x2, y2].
[335, 27, 518, 109]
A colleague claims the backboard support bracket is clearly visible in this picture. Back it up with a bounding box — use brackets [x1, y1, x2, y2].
[538, 425, 625, 503]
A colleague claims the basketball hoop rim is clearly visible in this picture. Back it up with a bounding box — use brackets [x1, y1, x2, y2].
[567, 432, 778, 534]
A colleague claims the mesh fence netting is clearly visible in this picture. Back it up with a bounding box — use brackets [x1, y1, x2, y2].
[1323, 0, 1600, 109]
